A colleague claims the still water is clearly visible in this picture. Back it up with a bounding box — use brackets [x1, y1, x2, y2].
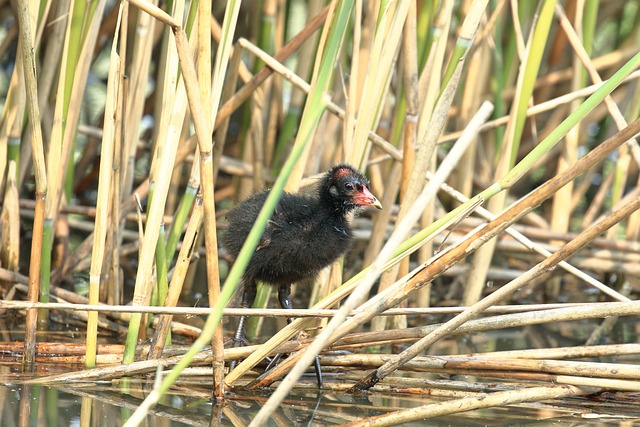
[1, 318, 639, 425]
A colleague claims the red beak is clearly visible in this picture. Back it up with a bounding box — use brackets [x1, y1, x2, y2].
[354, 186, 382, 209]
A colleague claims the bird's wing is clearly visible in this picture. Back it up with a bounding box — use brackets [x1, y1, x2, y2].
[256, 218, 283, 251]
[256, 206, 284, 251]
[254, 194, 314, 252]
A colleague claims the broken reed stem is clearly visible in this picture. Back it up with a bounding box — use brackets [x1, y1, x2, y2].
[350, 120, 640, 391]
[431, 174, 630, 302]
[336, 116, 638, 366]
[196, 2, 214, 391]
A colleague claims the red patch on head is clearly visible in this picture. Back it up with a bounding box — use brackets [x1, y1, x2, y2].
[334, 166, 353, 179]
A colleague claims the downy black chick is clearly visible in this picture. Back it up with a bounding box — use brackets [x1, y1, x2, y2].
[223, 164, 382, 385]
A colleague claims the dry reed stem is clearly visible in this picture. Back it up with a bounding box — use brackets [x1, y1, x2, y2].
[107, 0, 128, 308]
[122, 0, 188, 363]
[195, 0, 222, 398]
[3, 296, 617, 317]
[237, 37, 402, 161]
[433, 175, 630, 302]
[86, 2, 124, 368]
[314, 119, 640, 389]
[337, 301, 640, 350]
[13, 0, 47, 370]
[350, 121, 640, 391]
[374, 56, 467, 324]
[400, 1, 418, 198]
[214, 5, 329, 131]
[555, 4, 640, 164]
[506, 222, 640, 252]
[8, 282, 200, 336]
[340, 385, 589, 427]
[127, 0, 179, 27]
[23, 351, 214, 385]
[460, 343, 640, 360]
[0, 161, 19, 272]
[438, 69, 640, 144]
[149, 196, 203, 358]
[13, 341, 640, 393]
[327, 354, 640, 382]
[362, 373, 640, 397]
[241, 107, 487, 398]
[548, 2, 585, 254]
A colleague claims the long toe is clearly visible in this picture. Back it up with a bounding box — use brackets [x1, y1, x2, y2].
[265, 353, 284, 372]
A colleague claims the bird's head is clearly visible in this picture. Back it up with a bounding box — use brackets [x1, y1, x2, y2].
[322, 164, 382, 215]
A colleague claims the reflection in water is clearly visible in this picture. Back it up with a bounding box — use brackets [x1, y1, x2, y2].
[2, 380, 635, 426]
[1, 322, 639, 425]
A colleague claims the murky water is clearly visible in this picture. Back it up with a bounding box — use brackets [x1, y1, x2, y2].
[2, 319, 640, 425]
[0, 380, 622, 426]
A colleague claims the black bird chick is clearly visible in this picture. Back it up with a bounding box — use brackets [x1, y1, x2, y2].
[223, 164, 382, 382]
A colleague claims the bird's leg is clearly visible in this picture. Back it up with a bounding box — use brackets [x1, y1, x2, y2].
[228, 280, 257, 372]
[232, 281, 257, 346]
[265, 283, 323, 388]
[233, 316, 249, 346]
[277, 282, 293, 310]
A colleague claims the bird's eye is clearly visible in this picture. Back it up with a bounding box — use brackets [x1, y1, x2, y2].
[344, 182, 355, 191]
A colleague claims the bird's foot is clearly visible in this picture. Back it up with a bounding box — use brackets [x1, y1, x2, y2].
[264, 353, 323, 389]
[224, 336, 250, 348]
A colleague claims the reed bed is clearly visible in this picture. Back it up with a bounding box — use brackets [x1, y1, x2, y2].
[1, 0, 640, 425]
